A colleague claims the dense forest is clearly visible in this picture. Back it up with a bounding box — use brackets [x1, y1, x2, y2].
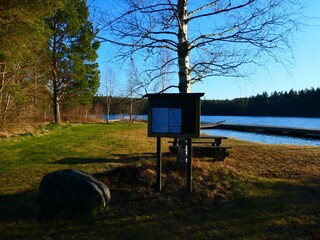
[201, 88, 320, 117]
[92, 87, 320, 118]
[0, 0, 99, 131]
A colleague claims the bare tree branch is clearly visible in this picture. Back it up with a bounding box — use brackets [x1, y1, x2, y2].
[188, 0, 219, 17]
[96, 0, 305, 94]
[188, 0, 255, 22]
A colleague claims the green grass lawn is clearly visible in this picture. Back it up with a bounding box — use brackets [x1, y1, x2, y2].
[0, 122, 319, 239]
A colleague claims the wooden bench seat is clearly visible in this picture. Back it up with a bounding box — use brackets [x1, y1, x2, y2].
[169, 140, 227, 146]
[168, 145, 231, 161]
[168, 136, 227, 146]
[167, 135, 231, 160]
[198, 136, 228, 139]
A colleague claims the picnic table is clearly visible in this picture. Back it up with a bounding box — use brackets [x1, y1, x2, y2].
[168, 136, 231, 160]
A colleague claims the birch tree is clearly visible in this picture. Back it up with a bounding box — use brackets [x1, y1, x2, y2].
[98, 0, 303, 93]
[97, 0, 303, 164]
[127, 57, 139, 122]
[105, 67, 115, 123]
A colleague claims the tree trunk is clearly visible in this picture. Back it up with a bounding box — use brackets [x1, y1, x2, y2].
[177, 0, 191, 168]
[106, 95, 111, 124]
[53, 78, 61, 125]
[0, 62, 6, 125]
[0, 94, 10, 131]
[177, 0, 191, 93]
[84, 109, 88, 122]
[0, 62, 9, 131]
[33, 67, 38, 107]
[52, 19, 61, 125]
[129, 97, 133, 122]
[106, 105, 110, 123]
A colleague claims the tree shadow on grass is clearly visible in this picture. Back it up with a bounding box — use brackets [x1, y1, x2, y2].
[0, 190, 39, 222]
[101, 176, 320, 239]
[51, 152, 157, 165]
[0, 174, 319, 240]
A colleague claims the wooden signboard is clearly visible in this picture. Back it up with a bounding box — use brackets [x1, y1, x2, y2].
[145, 93, 204, 138]
[144, 93, 204, 193]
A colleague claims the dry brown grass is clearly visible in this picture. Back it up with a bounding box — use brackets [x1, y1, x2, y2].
[223, 139, 320, 181]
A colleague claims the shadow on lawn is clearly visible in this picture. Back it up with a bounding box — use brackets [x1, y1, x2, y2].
[1, 170, 319, 239]
[52, 152, 157, 165]
[0, 190, 39, 222]
[102, 177, 320, 239]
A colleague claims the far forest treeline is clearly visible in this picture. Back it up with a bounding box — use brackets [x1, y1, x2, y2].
[201, 88, 320, 117]
[93, 87, 320, 118]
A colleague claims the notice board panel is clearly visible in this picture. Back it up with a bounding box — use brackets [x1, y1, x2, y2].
[145, 93, 204, 138]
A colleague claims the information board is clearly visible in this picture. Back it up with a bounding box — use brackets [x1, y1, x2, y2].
[145, 93, 204, 138]
[152, 108, 182, 133]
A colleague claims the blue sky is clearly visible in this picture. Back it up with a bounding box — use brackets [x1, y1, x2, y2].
[94, 0, 320, 100]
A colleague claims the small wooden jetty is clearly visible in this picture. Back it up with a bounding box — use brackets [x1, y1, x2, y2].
[201, 123, 320, 139]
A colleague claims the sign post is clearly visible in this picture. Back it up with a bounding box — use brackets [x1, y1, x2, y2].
[156, 137, 162, 192]
[187, 138, 192, 193]
[145, 93, 204, 193]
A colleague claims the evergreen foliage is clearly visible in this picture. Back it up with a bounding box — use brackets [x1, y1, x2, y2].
[0, 0, 100, 130]
[201, 88, 320, 117]
[93, 87, 320, 118]
[0, 0, 55, 130]
[47, 0, 100, 124]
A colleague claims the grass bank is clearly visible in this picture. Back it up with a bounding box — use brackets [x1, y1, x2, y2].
[0, 122, 319, 239]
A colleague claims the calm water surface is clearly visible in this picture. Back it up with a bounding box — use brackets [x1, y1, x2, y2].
[202, 116, 320, 146]
[201, 116, 320, 129]
[107, 114, 320, 146]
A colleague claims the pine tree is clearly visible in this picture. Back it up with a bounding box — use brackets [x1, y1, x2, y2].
[47, 0, 100, 124]
[0, 0, 55, 130]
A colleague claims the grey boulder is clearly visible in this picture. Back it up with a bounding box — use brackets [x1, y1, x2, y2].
[38, 169, 111, 215]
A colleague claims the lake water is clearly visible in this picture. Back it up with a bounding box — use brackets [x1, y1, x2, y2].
[201, 116, 320, 146]
[106, 114, 320, 146]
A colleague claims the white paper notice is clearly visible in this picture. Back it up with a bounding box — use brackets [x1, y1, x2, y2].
[152, 107, 182, 133]
[169, 108, 182, 133]
[152, 108, 169, 132]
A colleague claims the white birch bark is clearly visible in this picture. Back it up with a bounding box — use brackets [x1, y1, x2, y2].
[177, 0, 191, 94]
[177, 0, 190, 166]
